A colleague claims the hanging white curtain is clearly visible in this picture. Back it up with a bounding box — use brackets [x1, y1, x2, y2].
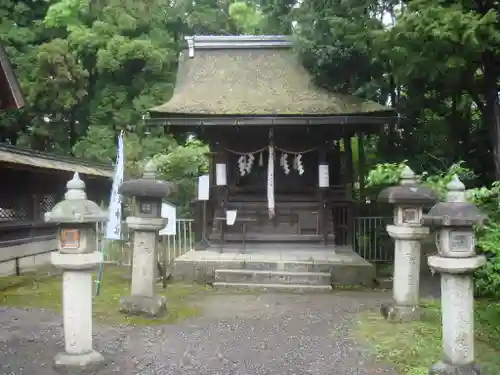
[267, 145, 275, 218]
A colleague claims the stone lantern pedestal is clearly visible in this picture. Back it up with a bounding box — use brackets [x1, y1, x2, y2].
[118, 160, 173, 318]
[423, 176, 486, 375]
[45, 173, 107, 373]
[378, 166, 438, 322]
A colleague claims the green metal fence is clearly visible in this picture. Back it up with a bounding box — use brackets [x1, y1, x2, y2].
[353, 216, 393, 262]
[97, 216, 393, 264]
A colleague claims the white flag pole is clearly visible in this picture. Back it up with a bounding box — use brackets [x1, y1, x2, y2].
[105, 130, 125, 240]
[96, 130, 125, 296]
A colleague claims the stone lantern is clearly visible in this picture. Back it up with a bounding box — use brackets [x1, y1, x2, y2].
[378, 166, 438, 322]
[118, 159, 173, 317]
[45, 173, 107, 372]
[423, 175, 486, 375]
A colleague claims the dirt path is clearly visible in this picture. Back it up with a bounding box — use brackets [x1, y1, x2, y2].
[0, 291, 397, 375]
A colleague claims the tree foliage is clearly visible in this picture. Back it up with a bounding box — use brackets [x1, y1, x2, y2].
[295, 0, 500, 182]
[0, 0, 292, 211]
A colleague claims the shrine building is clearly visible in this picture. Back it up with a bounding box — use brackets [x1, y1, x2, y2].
[147, 35, 396, 289]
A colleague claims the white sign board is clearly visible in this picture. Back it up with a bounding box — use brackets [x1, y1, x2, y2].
[159, 202, 176, 236]
[318, 164, 330, 188]
[216, 163, 227, 186]
[197, 174, 210, 201]
[226, 210, 237, 226]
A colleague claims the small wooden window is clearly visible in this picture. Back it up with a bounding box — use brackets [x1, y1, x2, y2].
[60, 229, 80, 249]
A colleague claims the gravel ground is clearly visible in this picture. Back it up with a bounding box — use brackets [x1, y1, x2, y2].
[0, 291, 398, 375]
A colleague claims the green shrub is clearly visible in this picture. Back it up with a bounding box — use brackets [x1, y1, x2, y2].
[468, 182, 500, 298]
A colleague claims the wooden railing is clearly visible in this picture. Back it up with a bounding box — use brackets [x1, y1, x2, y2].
[98, 219, 195, 267]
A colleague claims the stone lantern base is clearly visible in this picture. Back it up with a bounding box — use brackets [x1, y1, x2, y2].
[53, 350, 105, 375]
[119, 295, 167, 318]
[380, 303, 422, 322]
[429, 360, 480, 375]
[51, 251, 106, 375]
[381, 225, 430, 323]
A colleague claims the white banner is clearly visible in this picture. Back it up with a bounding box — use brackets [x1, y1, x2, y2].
[105, 131, 125, 240]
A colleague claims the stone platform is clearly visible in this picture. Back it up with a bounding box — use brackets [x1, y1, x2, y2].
[173, 244, 374, 290]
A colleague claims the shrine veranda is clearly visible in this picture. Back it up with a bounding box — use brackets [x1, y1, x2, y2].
[147, 35, 396, 285]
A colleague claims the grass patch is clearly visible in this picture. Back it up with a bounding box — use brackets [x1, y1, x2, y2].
[0, 265, 215, 325]
[356, 299, 500, 374]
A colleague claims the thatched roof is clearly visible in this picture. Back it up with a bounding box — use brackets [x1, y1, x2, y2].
[149, 35, 392, 116]
[0, 45, 24, 110]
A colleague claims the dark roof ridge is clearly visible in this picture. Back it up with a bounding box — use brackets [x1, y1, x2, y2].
[185, 35, 292, 51]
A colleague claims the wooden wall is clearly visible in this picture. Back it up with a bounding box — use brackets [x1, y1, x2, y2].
[204, 125, 351, 195]
[0, 163, 110, 222]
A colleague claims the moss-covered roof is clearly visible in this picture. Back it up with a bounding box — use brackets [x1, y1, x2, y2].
[149, 36, 392, 116]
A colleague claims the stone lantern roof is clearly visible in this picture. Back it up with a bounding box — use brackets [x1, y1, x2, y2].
[119, 159, 173, 198]
[45, 173, 107, 223]
[421, 175, 485, 227]
[378, 166, 438, 205]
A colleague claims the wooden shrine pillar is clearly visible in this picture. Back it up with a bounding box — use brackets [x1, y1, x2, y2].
[192, 151, 218, 250]
[318, 146, 329, 246]
[192, 198, 205, 250]
[211, 150, 229, 248]
[342, 133, 354, 191]
[342, 132, 354, 246]
[356, 131, 366, 201]
[213, 150, 229, 208]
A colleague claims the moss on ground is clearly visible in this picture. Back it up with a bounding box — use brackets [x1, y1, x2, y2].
[356, 299, 500, 375]
[0, 265, 215, 325]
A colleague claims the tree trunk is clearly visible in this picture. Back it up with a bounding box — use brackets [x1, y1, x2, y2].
[493, 101, 500, 179]
[483, 51, 500, 179]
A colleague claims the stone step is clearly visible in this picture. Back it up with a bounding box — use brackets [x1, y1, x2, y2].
[173, 248, 374, 286]
[212, 282, 333, 293]
[210, 233, 336, 242]
[215, 269, 331, 285]
[207, 259, 333, 273]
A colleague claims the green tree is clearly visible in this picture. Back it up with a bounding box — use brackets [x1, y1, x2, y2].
[384, 0, 500, 180]
[37, 0, 179, 158]
[259, 0, 295, 34]
[294, 0, 499, 186]
[155, 139, 209, 215]
[0, 0, 60, 146]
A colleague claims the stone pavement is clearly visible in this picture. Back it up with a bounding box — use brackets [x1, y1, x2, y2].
[0, 291, 399, 375]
